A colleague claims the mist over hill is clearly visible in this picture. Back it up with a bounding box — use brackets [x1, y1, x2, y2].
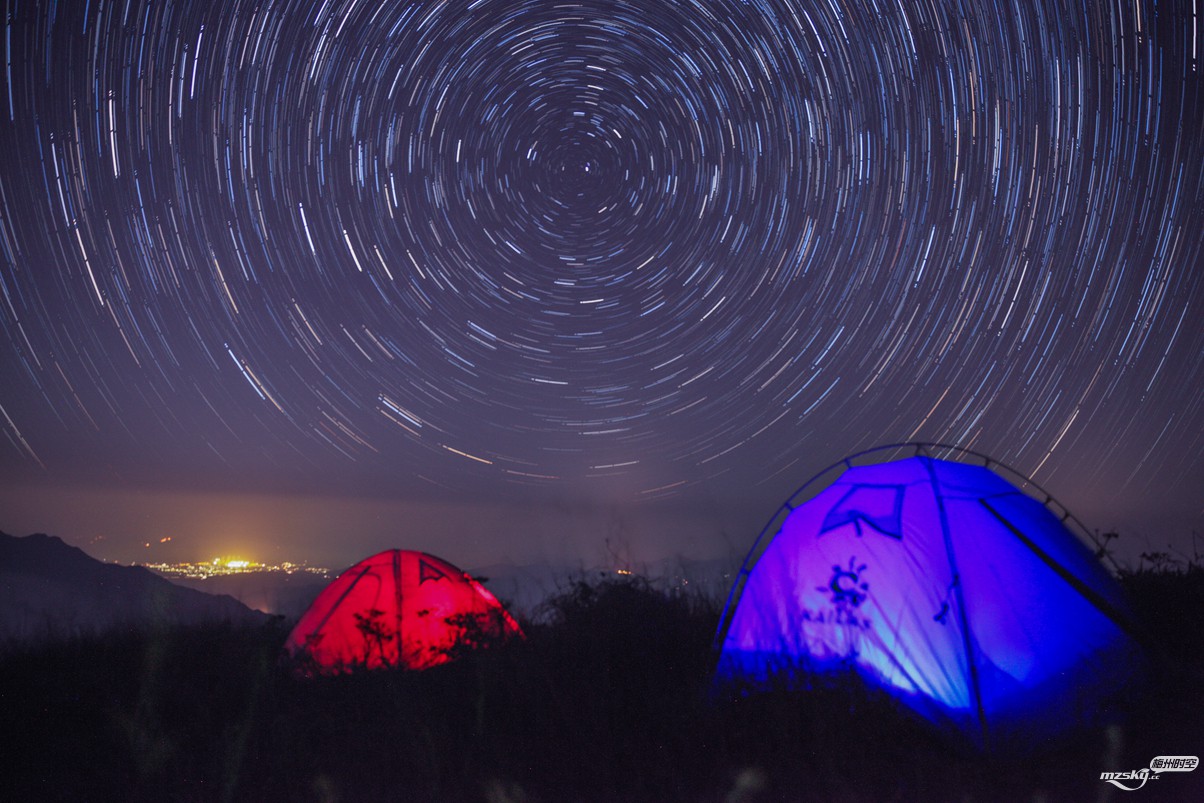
[153, 570, 331, 620]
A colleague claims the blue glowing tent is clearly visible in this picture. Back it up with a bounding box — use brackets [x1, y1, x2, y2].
[715, 447, 1142, 748]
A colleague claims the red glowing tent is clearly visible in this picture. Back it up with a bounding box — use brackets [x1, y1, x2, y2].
[283, 550, 522, 672]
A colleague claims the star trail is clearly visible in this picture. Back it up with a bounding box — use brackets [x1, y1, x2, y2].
[0, 0, 1201, 564]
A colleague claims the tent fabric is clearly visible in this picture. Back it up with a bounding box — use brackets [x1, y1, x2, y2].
[284, 550, 522, 672]
[715, 455, 1141, 747]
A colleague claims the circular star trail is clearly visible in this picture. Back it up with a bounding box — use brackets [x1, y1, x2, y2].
[0, 0, 1201, 514]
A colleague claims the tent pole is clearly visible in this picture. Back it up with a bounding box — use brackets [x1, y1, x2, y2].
[308, 564, 375, 640]
[921, 457, 991, 751]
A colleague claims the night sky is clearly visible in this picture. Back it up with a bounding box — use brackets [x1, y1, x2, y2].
[1, 0, 1201, 569]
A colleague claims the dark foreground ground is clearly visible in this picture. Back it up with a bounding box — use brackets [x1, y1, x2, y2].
[2, 565, 1202, 802]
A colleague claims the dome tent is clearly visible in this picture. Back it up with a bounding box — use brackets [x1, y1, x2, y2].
[714, 444, 1143, 749]
[284, 550, 522, 673]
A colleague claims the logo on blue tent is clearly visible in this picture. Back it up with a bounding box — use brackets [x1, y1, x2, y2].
[820, 557, 870, 608]
[798, 556, 874, 630]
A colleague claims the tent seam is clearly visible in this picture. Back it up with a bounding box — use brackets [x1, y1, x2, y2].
[979, 497, 1145, 645]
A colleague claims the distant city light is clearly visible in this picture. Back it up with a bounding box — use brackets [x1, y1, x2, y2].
[141, 557, 329, 580]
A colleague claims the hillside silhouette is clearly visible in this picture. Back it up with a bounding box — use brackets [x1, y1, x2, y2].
[0, 531, 269, 641]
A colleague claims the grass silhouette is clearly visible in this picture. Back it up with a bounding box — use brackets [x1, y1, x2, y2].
[1, 564, 1201, 801]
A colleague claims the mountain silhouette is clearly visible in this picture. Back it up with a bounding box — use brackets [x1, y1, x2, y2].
[0, 531, 269, 642]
